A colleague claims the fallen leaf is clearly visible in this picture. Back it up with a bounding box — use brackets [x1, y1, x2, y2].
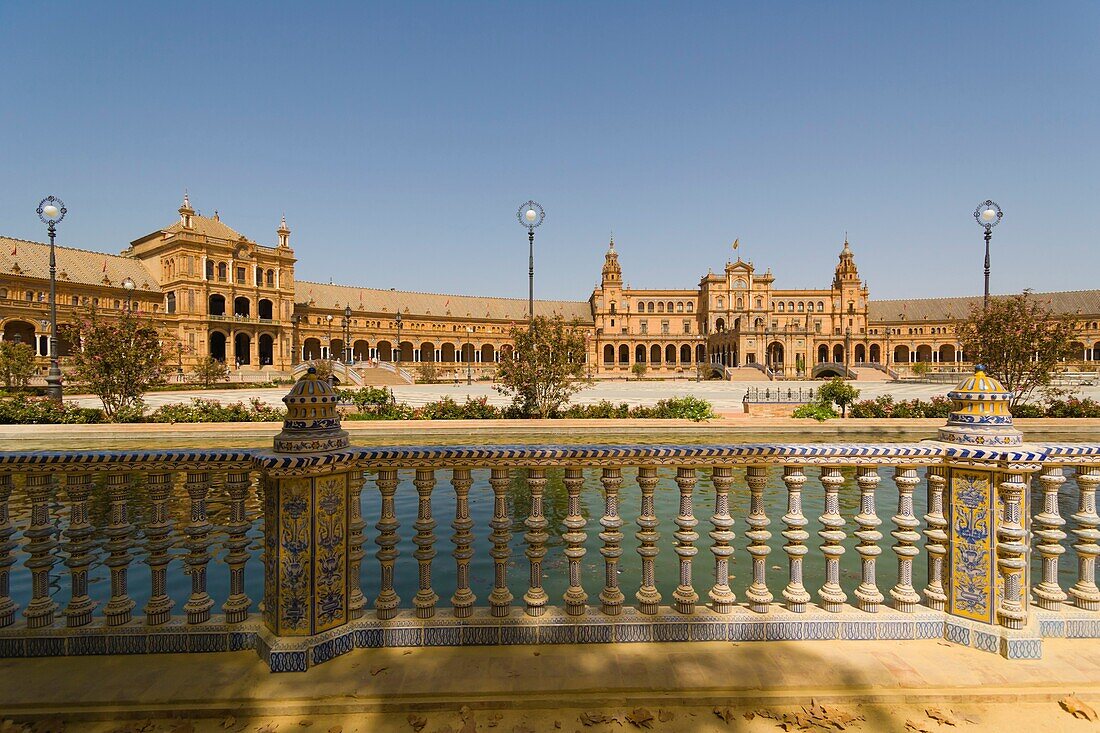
[904, 721, 934, 733]
[533, 651, 540, 656]
[657, 710, 674, 723]
[328, 727, 342, 733]
[742, 711, 755, 721]
[222, 718, 237, 731]
[625, 708, 654, 729]
[31, 720, 65, 733]
[298, 722, 313, 728]
[0, 723, 29, 733]
[712, 707, 734, 724]
[925, 708, 957, 726]
[579, 712, 611, 727]
[554, 722, 561, 729]
[1059, 695, 1098, 721]
[486, 713, 503, 728]
[257, 725, 279, 733]
[407, 715, 427, 733]
[402, 650, 413, 655]
[370, 665, 389, 676]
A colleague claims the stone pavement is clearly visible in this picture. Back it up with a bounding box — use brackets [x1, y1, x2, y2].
[2, 638, 1100, 726]
[64, 379, 1100, 413]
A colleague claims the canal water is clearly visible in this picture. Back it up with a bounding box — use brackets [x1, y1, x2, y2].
[4, 466, 1080, 618]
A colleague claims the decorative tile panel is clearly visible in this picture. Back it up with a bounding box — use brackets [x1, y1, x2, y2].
[949, 469, 994, 624]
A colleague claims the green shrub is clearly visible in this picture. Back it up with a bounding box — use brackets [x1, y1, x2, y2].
[848, 395, 953, 418]
[0, 395, 105, 424]
[636, 396, 716, 421]
[559, 400, 632, 419]
[146, 398, 286, 423]
[1009, 403, 1045, 418]
[1044, 397, 1100, 418]
[792, 403, 838, 421]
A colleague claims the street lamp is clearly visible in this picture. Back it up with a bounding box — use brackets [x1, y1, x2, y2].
[343, 304, 352, 365]
[290, 313, 301, 366]
[973, 200, 1003, 311]
[845, 327, 852, 375]
[121, 277, 135, 313]
[395, 312, 403, 367]
[37, 196, 66, 403]
[465, 326, 473, 385]
[516, 200, 545, 321]
[325, 314, 333, 360]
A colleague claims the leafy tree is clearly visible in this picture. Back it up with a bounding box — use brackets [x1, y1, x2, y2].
[0, 341, 35, 390]
[68, 308, 169, 420]
[818, 377, 860, 417]
[911, 361, 932, 378]
[631, 362, 648, 380]
[191, 356, 229, 389]
[415, 358, 439, 383]
[956, 291, 1077, 407]
[495, 316, 591, 418]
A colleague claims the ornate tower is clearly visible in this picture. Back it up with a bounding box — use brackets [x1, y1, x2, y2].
[601, 236, 622, 289]
[277, 215, 291, 249]
[178, 192, 195, 230]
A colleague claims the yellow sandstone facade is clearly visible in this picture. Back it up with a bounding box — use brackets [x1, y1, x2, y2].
[0, 196, 1097, 382]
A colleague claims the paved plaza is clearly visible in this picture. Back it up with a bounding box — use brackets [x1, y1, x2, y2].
[70, 378, 1100, 413]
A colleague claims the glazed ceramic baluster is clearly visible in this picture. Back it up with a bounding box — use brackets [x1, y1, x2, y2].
[781, 466, 811, 613]
[23, 473, 59, 629]
[853, 467, 883, 613]
[487, 468, 513, 616]
[143, 472, 175, 626]
[817, 467, 847, 612]
[708, 467, 736, 613]
[599, 467, 625, 615]
[222, 470, 253, 623]
[672, 467, 699, 614]
[183, 471, 214, 624]
[0, 474, 15, 627]
[61, 472, 96, 627]
[890, 467, 921, 612]
[103, 472, 136, 626]
[997, 471, 1029, 629]
[412, 468, 438, 619]
[523, 468, 549, 617]
[635, 467, 661, 614]
[562, 467, 588, 616]
[450, 468, 476, 618]
[1033, 466, 1068, 611]
[744, 466, 772, 613]
[1070, 466, 1100, 611]
[347, 470, 367, 619]
[374, 468, 401, 620]
[922, 466, 949, 611]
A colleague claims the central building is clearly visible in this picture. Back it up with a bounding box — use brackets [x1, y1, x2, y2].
[590, 237, 870, 379]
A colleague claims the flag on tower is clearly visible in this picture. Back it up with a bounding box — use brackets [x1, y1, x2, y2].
[732, 238, 739, 251]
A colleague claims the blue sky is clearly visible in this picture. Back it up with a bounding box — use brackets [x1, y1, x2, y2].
[1, 2, 1096, 301]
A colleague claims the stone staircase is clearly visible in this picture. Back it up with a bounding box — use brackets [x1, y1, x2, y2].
[725, 366, 773, 381]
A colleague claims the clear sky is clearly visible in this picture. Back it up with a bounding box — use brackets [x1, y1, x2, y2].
[1, 2, 1096, 302]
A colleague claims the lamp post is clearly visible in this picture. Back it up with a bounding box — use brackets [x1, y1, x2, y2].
[844, 327, 852, 376]
[176, 342, 184, 377]
[122, 277, 135, 313]
[343, 304, 352, 365]
[395, 312, 403, 367]
[973, 200, 1003, 311]
[37, 196, 66, 403]
[465, 326, 473, 385]
[325, 314, 333, 361]
[516, 200, 545, 321]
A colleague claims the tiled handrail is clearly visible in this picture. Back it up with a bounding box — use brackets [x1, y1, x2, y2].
[1, 442, 1099, 667]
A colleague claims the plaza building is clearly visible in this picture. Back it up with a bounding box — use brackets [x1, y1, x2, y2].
[0, 196, 1098, 382]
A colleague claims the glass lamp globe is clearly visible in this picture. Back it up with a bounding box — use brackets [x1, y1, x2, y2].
[525, 208, 537, 223]
[980, 208, 998, 223]
[41, 204, 60, 220]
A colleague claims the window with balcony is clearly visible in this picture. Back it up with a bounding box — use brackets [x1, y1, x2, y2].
[661, 320, 670, 335]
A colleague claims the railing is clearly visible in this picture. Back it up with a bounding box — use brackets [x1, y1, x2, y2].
[862, 361, 900, 379]
[744, 387, 817, 403]
[0, 441, 1098, 669]
[746, 361, 773, 379]
[375, 360, 416, 383]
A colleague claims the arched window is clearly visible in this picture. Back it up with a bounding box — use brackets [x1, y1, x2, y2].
[798, 302, 805, 312]
[788, 301, 795, 312]
[666, 301, 674, 312]
[736, 297, 743, 309]
[734, 279, 746, 289]
[266, 269, 275, 287]
[609, 301, 617, 315]
[818, 301, 825, 311]
[777, 302, 785, 312]
[658, 302, 665, 313]
[255, 265, 263, 285]
[755, 298, 763, 309]
[217, 262, 227, 281]
[807, 302, 814, 313]
[686, 302, 693, 312]
[205, 260, 214, 280]
[647, 302, 654, 313]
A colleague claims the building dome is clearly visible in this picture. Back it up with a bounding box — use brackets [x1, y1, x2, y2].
[273, 367, 350, 453]
[937, 365, 1022, 446]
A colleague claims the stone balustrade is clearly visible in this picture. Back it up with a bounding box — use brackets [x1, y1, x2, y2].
[0, 368, 1097, 671]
